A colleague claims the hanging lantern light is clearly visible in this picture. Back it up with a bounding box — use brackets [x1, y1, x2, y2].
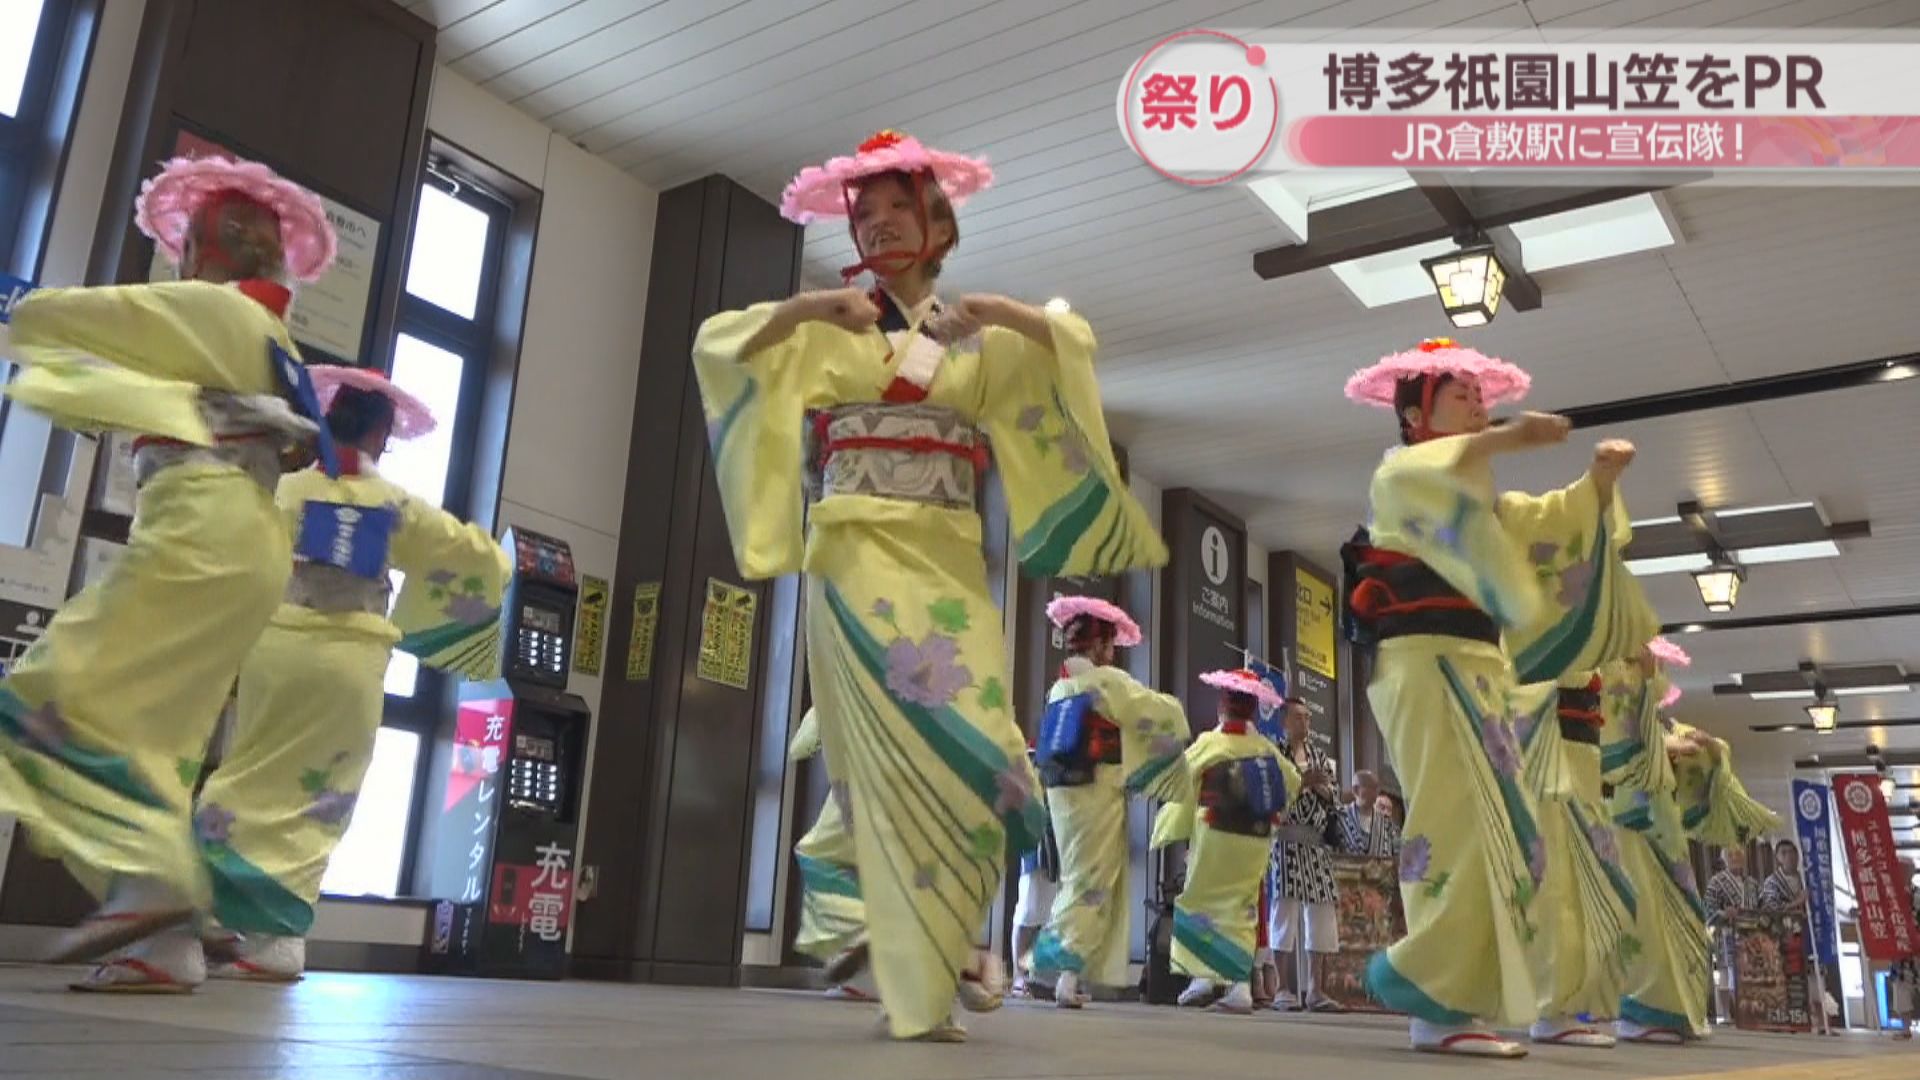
[1805, 699, 1838, 733]
[1692, 559, 1747, 613]
[1421, 242, 1509, 329]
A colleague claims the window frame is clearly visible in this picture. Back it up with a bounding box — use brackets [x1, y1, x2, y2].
[0, 0, 82, 273]
[378, 168, 512, 733]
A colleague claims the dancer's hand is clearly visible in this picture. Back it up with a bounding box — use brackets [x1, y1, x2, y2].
[792, 287, 881, 333]
[1593, 439, 1636, 477]
[1506, 411, 1572, 448]
[1590, 438, 1636, 506]
[926, 295, 989, 344]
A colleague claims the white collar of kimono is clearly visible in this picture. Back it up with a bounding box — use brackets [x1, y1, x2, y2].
[879, 285, 946, 392]
[1063, 655, 1097, 678]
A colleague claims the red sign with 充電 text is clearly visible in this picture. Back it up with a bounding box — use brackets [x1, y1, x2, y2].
[1831, 773, 1919, 963]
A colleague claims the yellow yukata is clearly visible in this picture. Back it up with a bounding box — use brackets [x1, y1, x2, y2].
[1151, 726, 1297, 986]
[193, 463, 509, 936]
[788, 708, 865, 961]
[1362, 436, 1652, 1028]
[0, 281, 307, 907]
[1601, 666, 1709, 1036]
[1031, 659, 1190, 989]
[1503, 475, 1659, 1025]
[693, 302, 1165, 1039]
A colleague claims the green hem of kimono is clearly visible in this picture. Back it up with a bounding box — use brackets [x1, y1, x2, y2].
[0, 687, 168, 811]
[1620, 995, 1692, 1033]
[1173, 909, 1253, 982]
[796, 852, 861, 900]
[1366, 951, 1473, 1025]
[1030, 929, 1085, 976]
[203, 842, 315, 936]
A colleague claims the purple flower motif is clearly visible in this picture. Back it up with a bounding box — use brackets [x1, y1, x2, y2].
[304, 789, 356, 826]
[884, 632, 973, 708]
[1434, 523, 1462, 550]
[1400, 835, 1433, 884]
[871, 598, 895, 621]
[913, 863, 937, 889]
[1148, 734, 1185, 760]
[1134, 717, 1156, 734]
[1528, 541, 1560, 567]
[1187, 912, 1216, 935]
[1058, 433, 1090, 476]
[1401, 517, 1427, 540]
[427, 569, 457, 586]
[1528, 836, 1549, 885]
[1079, 888, 1109, 908]
[1513, 707, 1537, 747]
[18, 700, 71, 754]
[1017, 406, 1046, 432]
[1587, 823, 1621, 867]
[442, 594, 499, 626]
[1482, 717, 1522, 779]
[1474, 674, 1492, 698]
[1555, 559, 1596, 608]
[993, 767, 1033, 816]
[705, 418, 721, 445]
[1633, 790, 1652, 810]
[195, 804, 235, 845]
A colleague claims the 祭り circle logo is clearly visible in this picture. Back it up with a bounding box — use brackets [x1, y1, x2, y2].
[1844, 780, 1876, 814]
[1799, 787, 1824, 820]
[1119, 29, 1280, 186]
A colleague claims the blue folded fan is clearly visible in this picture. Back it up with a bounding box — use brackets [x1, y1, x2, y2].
[1037, 691, 1094, 767]
[1239, 756, 1289, 819]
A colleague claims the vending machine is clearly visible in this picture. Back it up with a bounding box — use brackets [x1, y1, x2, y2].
[422, 527, 592, 980]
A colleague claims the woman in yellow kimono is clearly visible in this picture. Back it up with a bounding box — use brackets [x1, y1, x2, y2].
[1503, 456, 1660, 1049]
[72, 368, 511, 990]
[1029, 596, 1189, 1008]
[1342, 338, 1646, 1057]
[786, 707, 872, 1001]
[1150, 670, 1297, 1015]
[694, 130, 1165, 1042]
[0, 156, 335, 969]
[1602, 638, 1738, 1043]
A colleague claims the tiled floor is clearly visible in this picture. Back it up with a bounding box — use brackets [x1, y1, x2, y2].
[0, 964, 1912, 1079]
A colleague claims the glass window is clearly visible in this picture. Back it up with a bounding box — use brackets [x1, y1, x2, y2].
[405, 184, 492, 319]
[0, 0, 48, 119]
[382, 334, 466, 507]
[318, 726, 420, 899]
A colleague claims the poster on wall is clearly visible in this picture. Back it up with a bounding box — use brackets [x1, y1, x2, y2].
[627, 581, 660, 682]
[572, 575, 607, 677]
[1833, 773, 1920, 962]
[0, 597, 54, 678]
[146, 129, 380, 366]
[1319, 854, 1406, 1013]
[1731, 911, 1814, 1033]
[1275, 553, 1341, 747]
[696, 579, 757, 690]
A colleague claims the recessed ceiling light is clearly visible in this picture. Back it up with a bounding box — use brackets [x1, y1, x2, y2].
[1625, 553, 1714, 577]
[1834, 685, 1913, 697]
[1505, 193, 1677, 272]
[1738, 540, 1841, 565]
[1751, 690, 1818, 701]
[1717, 501, 1818, 520]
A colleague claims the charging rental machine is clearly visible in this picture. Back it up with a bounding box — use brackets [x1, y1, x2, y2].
[423, 526, 592, 979]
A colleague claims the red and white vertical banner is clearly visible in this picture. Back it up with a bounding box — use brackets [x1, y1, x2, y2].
[1116, 39, 1920, 183]
[1832, 773, 1919, 963]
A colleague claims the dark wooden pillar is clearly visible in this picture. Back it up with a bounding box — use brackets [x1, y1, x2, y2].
[573, 175, 803, 987]
[0, 0, 436, 928]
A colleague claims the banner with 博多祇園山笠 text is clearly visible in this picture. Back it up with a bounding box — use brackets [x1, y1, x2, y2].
[1114, 37, 1920, 184]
